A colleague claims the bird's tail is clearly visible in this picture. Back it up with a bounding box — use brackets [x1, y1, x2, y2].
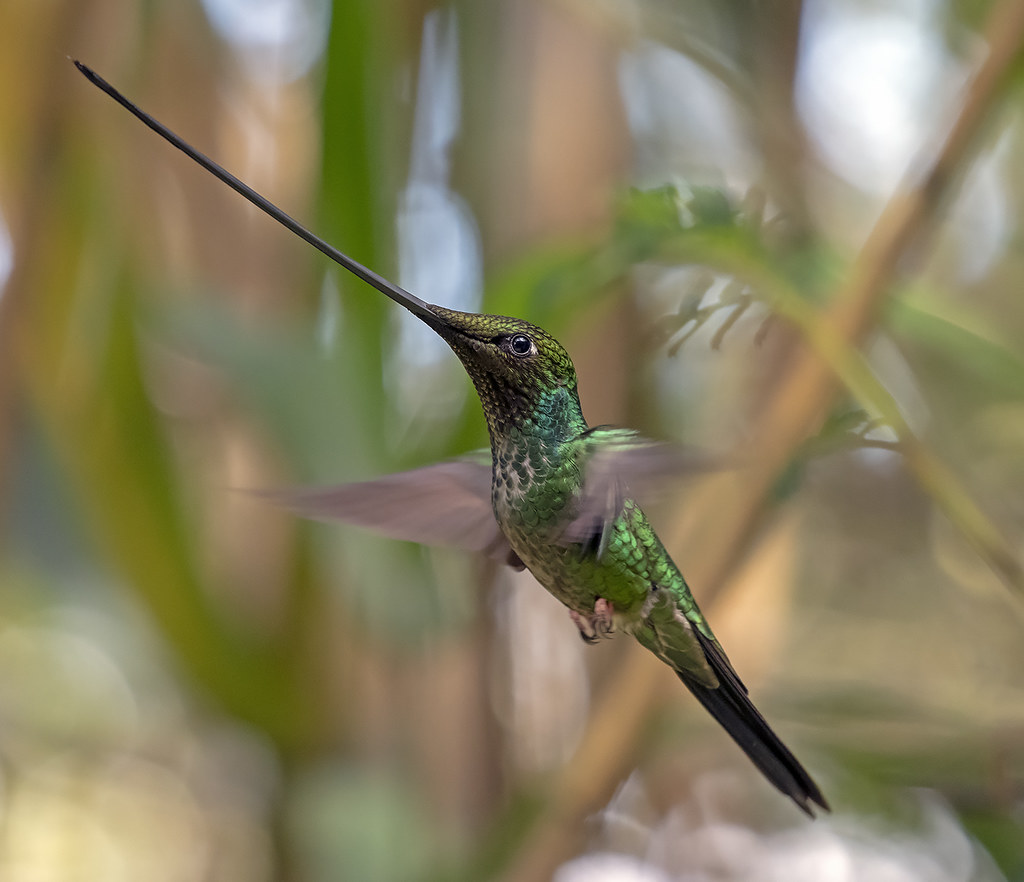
[678, 630, 829, 816]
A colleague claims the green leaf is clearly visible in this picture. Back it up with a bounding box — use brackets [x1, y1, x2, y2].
[888, 297, 1024, 399]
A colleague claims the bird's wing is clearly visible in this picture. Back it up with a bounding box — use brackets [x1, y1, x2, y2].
[560, 427, 721, 554]
[259, 457, 523, 568]
[631, 588, 720, 686]
[262, 430, 717, 569]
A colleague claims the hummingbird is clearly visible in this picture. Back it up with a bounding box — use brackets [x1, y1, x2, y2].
[75, 61, 828, 816]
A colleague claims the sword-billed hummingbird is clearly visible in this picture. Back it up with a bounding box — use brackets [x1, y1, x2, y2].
[75, 61, 827, 815]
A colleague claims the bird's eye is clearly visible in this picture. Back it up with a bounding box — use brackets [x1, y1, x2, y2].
[509, 334, 534, 357]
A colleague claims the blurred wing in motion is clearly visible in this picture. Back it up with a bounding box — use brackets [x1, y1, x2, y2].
[561, 428, 725, 554]
[265, 432, 722, 568]
[261, 458, 522, 568]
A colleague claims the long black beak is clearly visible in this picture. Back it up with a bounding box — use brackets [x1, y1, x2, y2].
[73, 60, 439, 324]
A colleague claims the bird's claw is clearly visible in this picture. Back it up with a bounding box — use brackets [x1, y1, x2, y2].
[569, 597, 615, 644]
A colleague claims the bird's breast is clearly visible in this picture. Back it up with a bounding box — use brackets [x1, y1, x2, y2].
[490, 439, 580, 535]
[489, 439, 603, 612]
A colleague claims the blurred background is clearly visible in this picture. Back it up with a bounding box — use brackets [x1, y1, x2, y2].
[2, 0, 1024, 879]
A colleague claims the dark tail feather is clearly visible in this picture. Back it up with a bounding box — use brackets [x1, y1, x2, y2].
[680, 632, 829, 816]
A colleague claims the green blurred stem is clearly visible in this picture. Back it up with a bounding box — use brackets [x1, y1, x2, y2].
[660, 0, 1024, 597]
[664, 228, 1024, 597]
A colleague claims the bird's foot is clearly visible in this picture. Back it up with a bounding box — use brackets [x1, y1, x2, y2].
[569, 598, 616, 644]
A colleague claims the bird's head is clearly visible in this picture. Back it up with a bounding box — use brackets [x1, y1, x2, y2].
[71, 62, 587, 446]
[420, 306, 585, 441]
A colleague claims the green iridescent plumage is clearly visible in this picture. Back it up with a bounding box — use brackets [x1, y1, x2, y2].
[293, 307, 828, 815]
[76, 61, 828, 816]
